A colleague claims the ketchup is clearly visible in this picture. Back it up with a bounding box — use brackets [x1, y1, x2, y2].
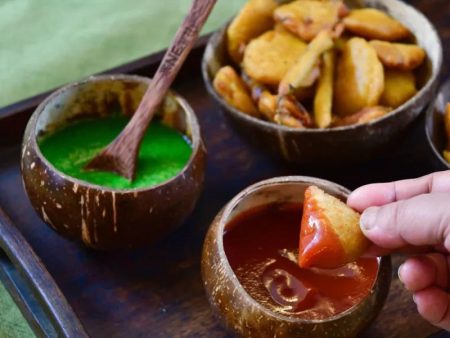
[223, 203, 378, 320]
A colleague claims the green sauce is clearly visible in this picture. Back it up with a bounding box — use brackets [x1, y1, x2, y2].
[38, 115, 192, 189]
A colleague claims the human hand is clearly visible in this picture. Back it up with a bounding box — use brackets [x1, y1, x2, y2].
[347, 170, 450, 330]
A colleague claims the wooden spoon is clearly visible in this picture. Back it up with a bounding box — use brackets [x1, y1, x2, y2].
[85, 0, 216, 180]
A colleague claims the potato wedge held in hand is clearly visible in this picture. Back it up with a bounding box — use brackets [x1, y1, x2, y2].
[213, 66, 259, 117]
[243, 30, 307, 86]
[334, 37, 384, 116]
[343, 8, 411, 41]
[314, 50, 335, 128]
[370, 40, 426, 70]
[380, 70, 417, 108]
[227, 0, 278, 64]
[274, 0, 342, 42]
[299, 186, 369, 269]
[279, 30, 334, 95]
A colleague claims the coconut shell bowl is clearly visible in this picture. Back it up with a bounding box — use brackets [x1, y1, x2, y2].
[426, 79, 450, 169]
[202, 0, 442, 164]
[21, 74, 206, 250]
[202, 176, 391, 338]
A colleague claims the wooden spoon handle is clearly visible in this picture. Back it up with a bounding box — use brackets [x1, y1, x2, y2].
[85, 0, 217, 180]
[127, 0, 217, 140]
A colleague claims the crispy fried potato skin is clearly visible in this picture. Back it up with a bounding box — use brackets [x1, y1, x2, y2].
[274, 0, 341, 42]
[334, 37, 384, 117]
[370, 40, 426, 71]
[342, 8, 411, 41]
[227, 0, 278, 64]
[213, 66, 259, 117]
[243, 30, 307, 86]
[314, 50, 335, 128]
[380, 70, 417, 108]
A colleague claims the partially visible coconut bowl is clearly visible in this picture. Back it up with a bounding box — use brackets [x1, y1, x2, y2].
[426, 80, 450, 169]
[201, 176, 391, 338]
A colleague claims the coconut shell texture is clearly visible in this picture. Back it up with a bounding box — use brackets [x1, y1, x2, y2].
[21, 75, 206, 250]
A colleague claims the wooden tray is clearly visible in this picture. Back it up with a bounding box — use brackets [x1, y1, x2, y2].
[1, 1, 450, 336]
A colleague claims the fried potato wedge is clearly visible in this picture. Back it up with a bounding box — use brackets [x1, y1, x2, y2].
[258, 91, 277, 121]
[241, 72, 268, 102]
[277, 94, 313, 127]
[342, 9, 411, 41]
[274, 114, 305, 128]
[380, 70, 417, 108]
[279, 30, 334, 95]
[334, 37, 384, 116]
[299, 186, 369, 269]
[213, 66, 259, 117]
[243, 30, 307, 86]
[274, 0, 341, 42]
[227, 0, 278, 64]
[314, 50, 335, 128]
[332, 106, 391, 127]
[370, 40, 426, 70]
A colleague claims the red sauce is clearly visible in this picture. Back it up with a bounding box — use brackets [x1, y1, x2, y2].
[223, 203, 378, 319]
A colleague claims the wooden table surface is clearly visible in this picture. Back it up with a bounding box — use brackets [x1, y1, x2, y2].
[0, 0, 449, 337]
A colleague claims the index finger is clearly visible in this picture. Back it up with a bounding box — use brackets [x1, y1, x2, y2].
[347, 170, 450, 212]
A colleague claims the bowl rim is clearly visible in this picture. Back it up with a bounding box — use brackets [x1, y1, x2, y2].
[214, 175, 389, 324]
[202, 0, 443, 134]
[425, 80, 450, 169]
[26, 73, 205, 193]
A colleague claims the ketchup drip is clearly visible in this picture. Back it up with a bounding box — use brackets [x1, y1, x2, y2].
[223, 203, 378, 319]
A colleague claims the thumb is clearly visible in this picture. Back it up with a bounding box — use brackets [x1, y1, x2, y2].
[360, 193, 450, 251]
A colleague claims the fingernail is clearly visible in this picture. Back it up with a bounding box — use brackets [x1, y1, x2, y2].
[412, 293, 417, 305]
[398, 263, 405, 284]
[360, 207, 378, 231]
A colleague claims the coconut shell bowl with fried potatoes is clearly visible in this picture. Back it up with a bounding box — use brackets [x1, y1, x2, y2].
[21, 75, 206, 250]
[426, 79, 450, 169]
[202, 0, 442, 165]
[202, 176, 391, 338]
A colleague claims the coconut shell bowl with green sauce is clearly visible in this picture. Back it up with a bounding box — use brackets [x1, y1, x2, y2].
[21, 74, 206, 250]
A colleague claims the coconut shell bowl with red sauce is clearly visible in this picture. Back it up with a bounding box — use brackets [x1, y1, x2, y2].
[202, 176, 391, 338]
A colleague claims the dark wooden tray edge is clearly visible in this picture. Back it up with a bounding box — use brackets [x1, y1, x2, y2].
[0, 207, 89, 337]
